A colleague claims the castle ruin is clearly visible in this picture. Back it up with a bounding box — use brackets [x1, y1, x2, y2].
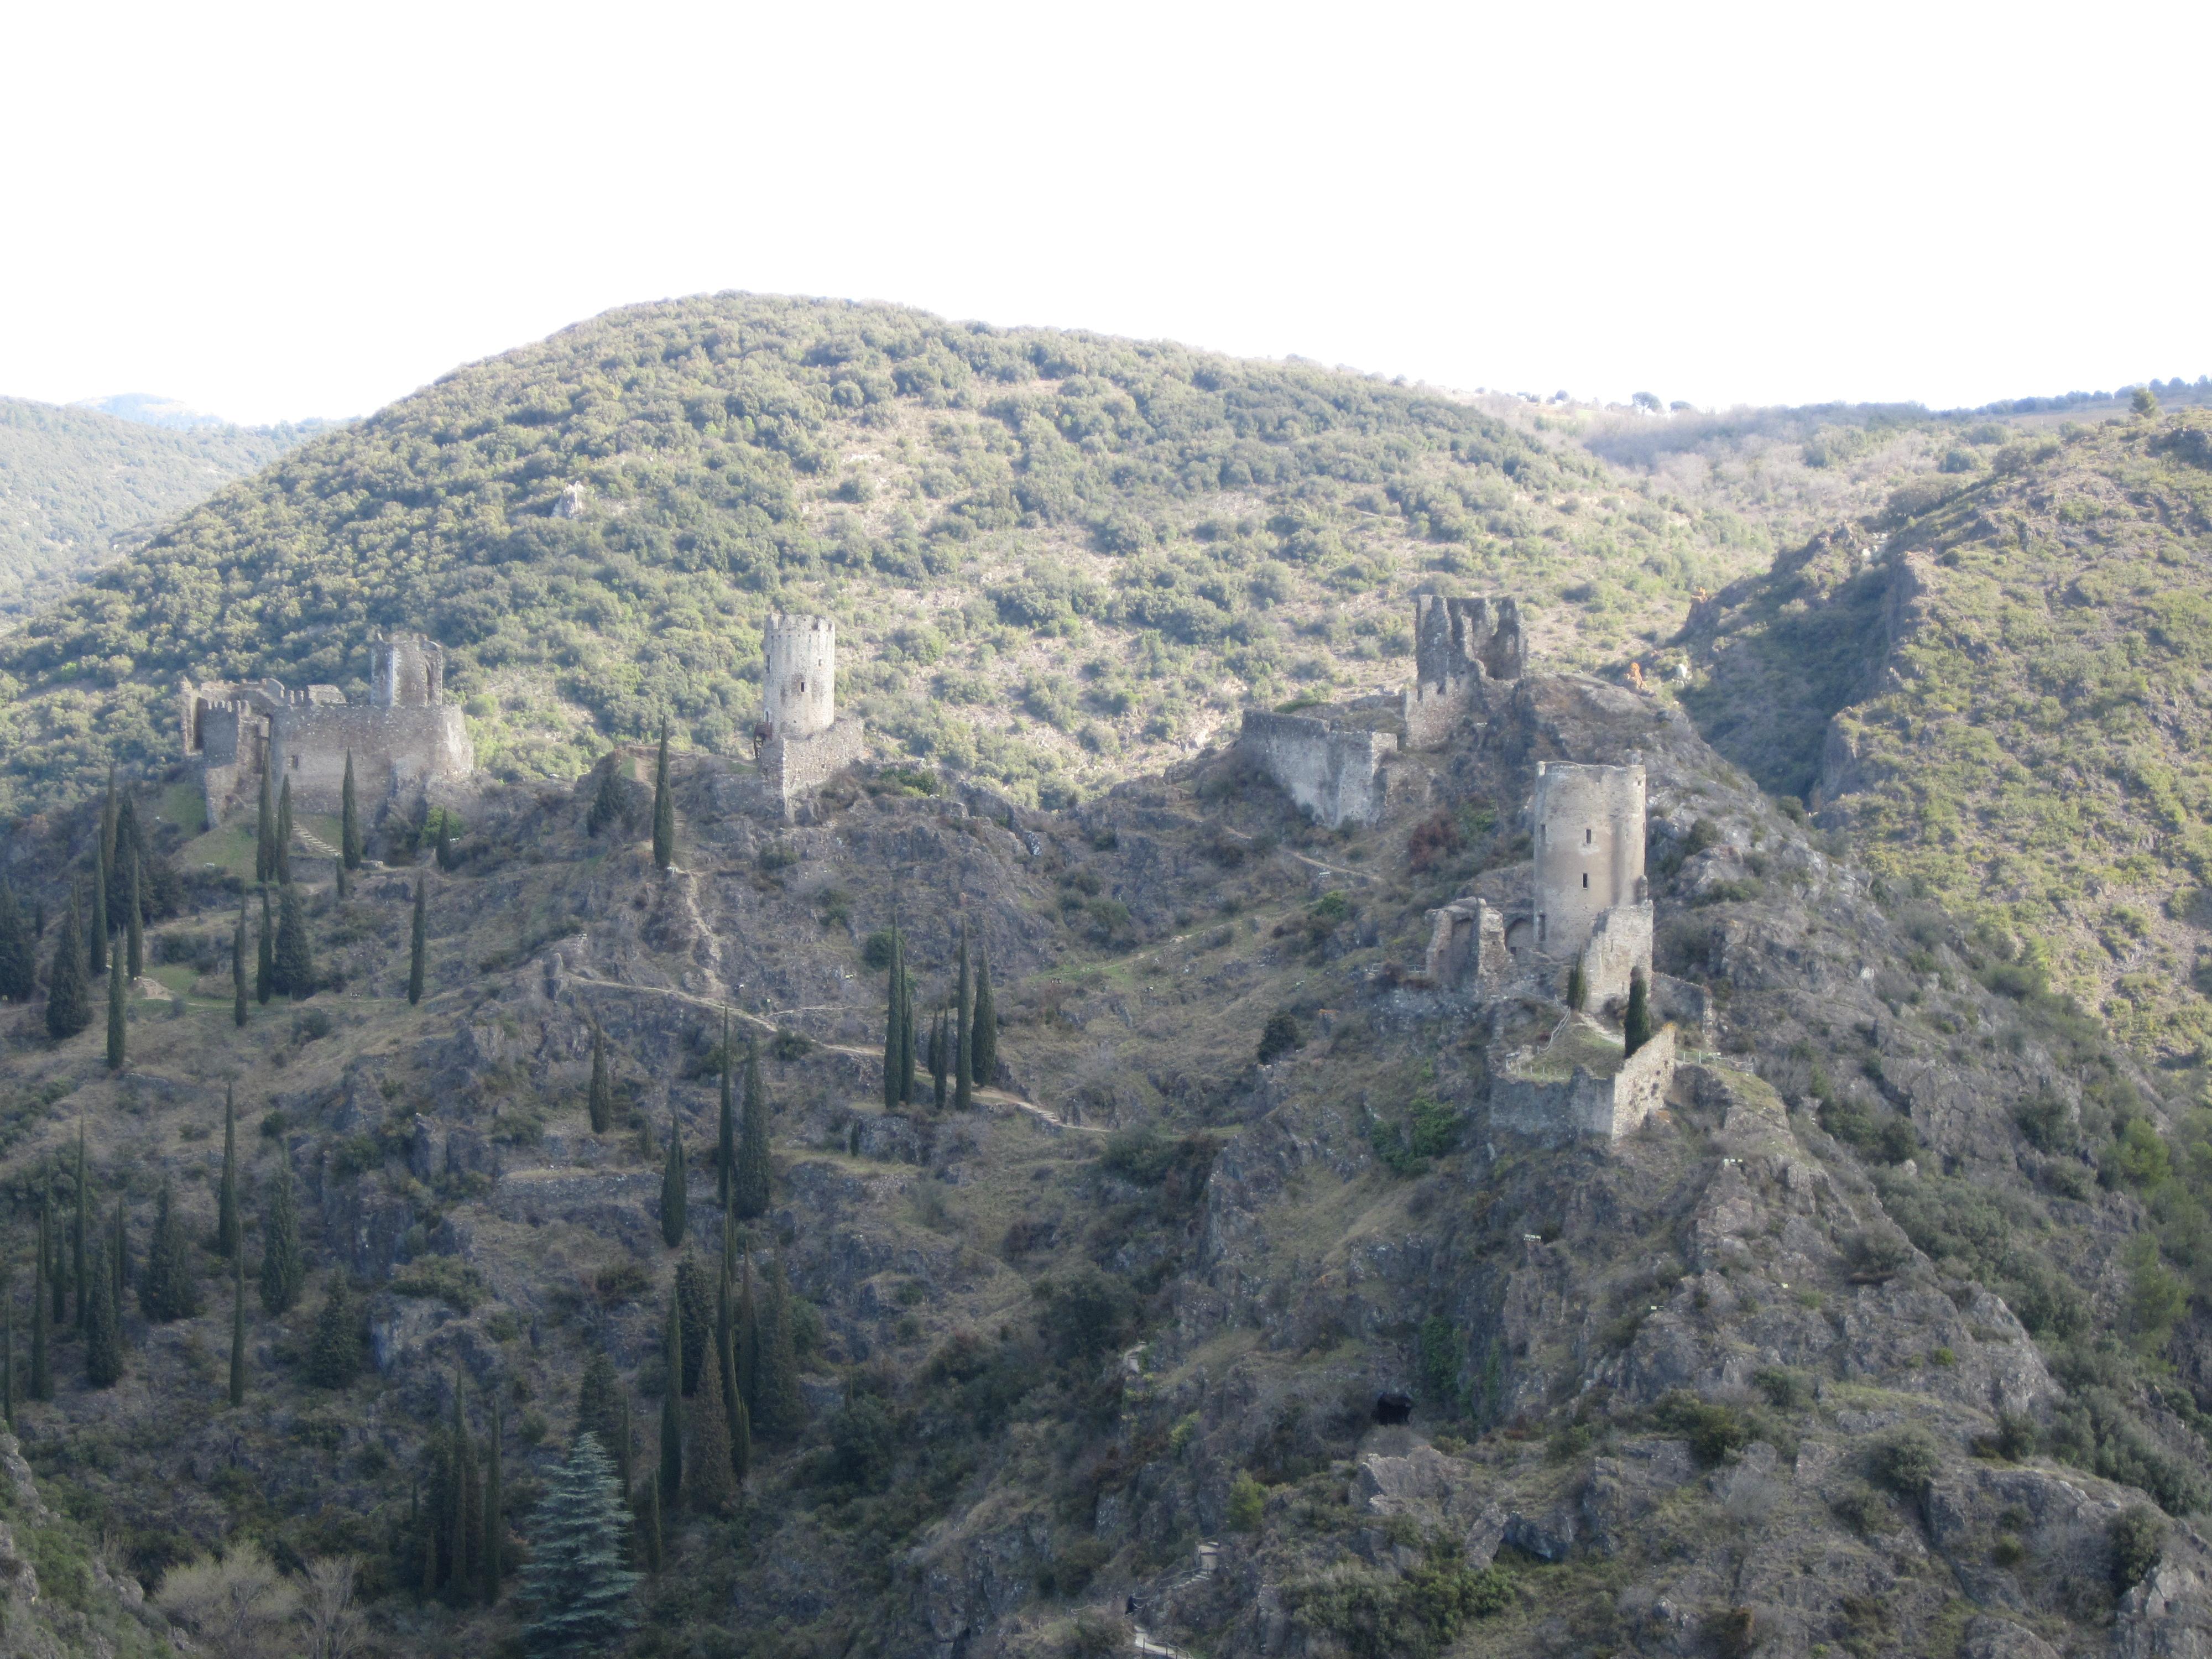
[754, 614, 864, 815]
[181, 634, 474, 824]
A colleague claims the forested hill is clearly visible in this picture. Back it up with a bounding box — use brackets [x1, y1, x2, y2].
[0, 294, 1783, 817]
[0, 397, 323, 616]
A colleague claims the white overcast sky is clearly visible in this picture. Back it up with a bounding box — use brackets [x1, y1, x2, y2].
[3, 1, 2204, 426]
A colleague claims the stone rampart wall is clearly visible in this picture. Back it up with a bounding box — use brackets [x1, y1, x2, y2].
[1491, 1024, 1676, 1144]
[1238, 712, 1397, 828]
[260, 705, 473, 816]
[763, 717, 864, 815]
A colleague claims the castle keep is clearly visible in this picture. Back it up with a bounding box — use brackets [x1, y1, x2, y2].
[180, 634, 474, 823]
[754, 614, 864, 814]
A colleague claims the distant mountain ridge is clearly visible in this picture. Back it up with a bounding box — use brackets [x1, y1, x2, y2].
[74, 391, 237, 429]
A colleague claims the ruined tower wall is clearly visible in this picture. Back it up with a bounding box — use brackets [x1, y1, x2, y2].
[1530, 761, 1646, 958]
[372, 635, 446, 708]
[764, 615, 837, 740]
[1237, 712, 1397, 829]
[267, 704, 473, 815]
[1404, 594, 1524, 749]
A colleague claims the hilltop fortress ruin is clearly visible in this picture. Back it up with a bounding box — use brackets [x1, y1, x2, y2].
[180, 634, 475, 824]
[754, 614, 865, 815]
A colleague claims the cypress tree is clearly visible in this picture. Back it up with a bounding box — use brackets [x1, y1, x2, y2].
[108, 794, 142, 929]
[483, 1398, 503, 1604]
[587, 752, 624, 838]
[658, 1291, 683, 1503]
[125, 849, 144, 982]
[0, 883, 34, 1002]
[274, 881, 314, 999]
[651, 722, 675, 870]
[718, 1248, 750, 1481]
[141, 1180, 201, 1321]
[576, 1350, 622, 1449]
[754, 1252, 806, 1442]
[1624, 968, 1655, 1057]
[216, 1086, 241, 1258]
[587, 1023, 613, 1133]
[521, 1433, 640, 1656]
[46, 889, 90, 1040]
[308, 1275, 358, 1386]
[228, 1246, 246, 1407]
[259, 1161, 305, 1314]
[255, 886, 274, 1004]
[882, 927, 905, 1112]
[48, 1190, 65, 1326]
[99, 765, 118, 893]
[642, 1472, 665, 1575]
[931, 1009, 950, 1111]
[111, 1193, 126, 1326]
[972, 942, 997, 1089]
[408, 874, 427, 1005]
[674, 1256, 709, 1396]
[334, 855, 348, 901]
[2, 1276, 13, 1429]
[954, 928, 974, 1112]
[84, 1233, 121, 1388]
[341, 752, 362, 869]
[29, 1209, 51, 1401]
[105, 948, 126, 1071]
[87, 858, 107, 978]
[687, 1319, 734, 1514]
[72, 1130, 86, 1332]
[435, 810, 454, 873]
[660, 1112, 687, 1249]
[735, 1250, 759, 1420]
[1566, 955, 1588, 1012]
[232, 897, 249, 1026]
[717, 1013, 735, 1211]
[276, 776, 294, 885]
[255, 765, 276, 884]
[734, 1036, 771, 1220]
[448, 1374, 477, 1603]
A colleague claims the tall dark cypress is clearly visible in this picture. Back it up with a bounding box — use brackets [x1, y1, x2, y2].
[141, 1179, 201, 1322]
[931, 1009, 950, 1111]
[735, 1250, 759, 1420]
[30, 1208, 51, 1401]
[408, 874, 427, 1006]
[216, 1087, 240, 1258]
[482, 1398, 503, 1605]
[228, 1247, 246, 1407]
[650, 721, 675, 870]
[658, 1291, 684, 1503]
[231, 897, 248, 1026]
[1624, 967, 1655, 1057]
[2, 1276, 13, 1429]
[276, 777, 294, 886]
[125, 850, 144, 982]
[587, 1021, 613, 1132]
[72, 1129, 87, 1332]
[586, 751, 624, 837]
[108, 794, 142, 929]
[717, 1012, 735, 1212]
[105, 950, 126, 1071]
[450, 1372, 476, 1602]
[674, 1257, 709, 1396]
[660, 1113, 687, 1249]
[255, 765, 276, 885]
[87, 859, 107, 978]
[341, 751, 362, 869]
[954, 928, 974, 1112]
[255, 887, 274, 1004]
[46, 888, 90, 1040]
[882, 926, 906, 1112]
[972, 942, 997, 1089]
[734, 1036, 771, 1220]
[274, 881, 314, 1000]
[643, 1472, 665, 1574]
[259, 1161, 304, 1314]
[98, 765, 118, 890]
[434, 811, 454, 873]
[111, 1194, 126, 1327]
[718, 1245, 750, 1481]
[46, 1191, 65, 1326]
[687, 1316, 734, 1514]
[900, 963, 917, 1107]
[754, 1251, 806, 1442]
[0, 883, 34, 1003]
[84, 1233, 122, 1388]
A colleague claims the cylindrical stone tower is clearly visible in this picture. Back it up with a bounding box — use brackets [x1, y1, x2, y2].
[1530, 760, 1646, 957]
[763, 615, 836, 740]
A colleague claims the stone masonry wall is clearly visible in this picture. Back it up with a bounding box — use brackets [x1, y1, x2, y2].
[1237, 712, 1397, 828]
[1490, 1024, 1676, 1144]
[762, 717, 865, 817]
[266, 704, 474, 816]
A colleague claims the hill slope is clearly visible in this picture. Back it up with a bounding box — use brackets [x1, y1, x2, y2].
[0, 398, 323, 614]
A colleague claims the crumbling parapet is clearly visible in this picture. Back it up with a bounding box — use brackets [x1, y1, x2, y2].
[1491, 1021, 1676, 1143]
[1237, 711, 1399, 829]
[1423, 898, 1512, 995]
[1403, 594, 1524, 749]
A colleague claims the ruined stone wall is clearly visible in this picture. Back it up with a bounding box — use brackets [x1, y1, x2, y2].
[1237, 711, 1397, 829]
[1400, 596, 1523, 750]
[268, 704, 474, 815]
[372, 635, 445, 708]
[1578, 900, 1653, 1008]
[1531, 760, 1646, 958]
[1490, 1024, 1676, 1143]
[761, 717, 864, 818]
[1423, 898, 1512, 995]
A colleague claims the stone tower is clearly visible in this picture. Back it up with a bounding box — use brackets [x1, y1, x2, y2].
[763, 615, 836, 742]
[372, 634, 446, 708]
[1531, 760, 1650, 1000]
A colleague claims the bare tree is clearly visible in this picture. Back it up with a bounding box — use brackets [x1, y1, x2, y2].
[302, 1554, 367, 1659]
[157, 1542, 300, 1659]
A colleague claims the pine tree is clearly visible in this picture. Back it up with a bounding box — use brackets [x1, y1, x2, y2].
[520, 1433, 640, 1657]
[931, 1009, 950, 1111]
[0, 883, 34, 1002]
[658, 1291, 683, 1503]
[483, 1398, 504, 1604]
[231, 897, 249, 1026]
[141, 1180, 201, 1321]
[954, 928, 974, 1111]
[734, 1036, 771, 1220]
[274, 881, 314, 999]
[45, 889, 90, 1040]
[717, 1012, 735, 1211]
[228, 1247, 246, 1407]
[403, 873, 429, 1005]
[255, 765, 276, 884]
[972, 942, 997, 1089]
[125, 849, 144, 982]
[105, 948, 126, 1071]
[660, 1112, 687, 1248]
[341, 752, 363, 869]
[309, 1275, 358, 1387]
[276, 777, 295, 886]
[1565, 955, 1587, 1012]
[576, 1350, 622, 1449]
[754, 1252, 806, 1442]
[1624, 968, 1655, 1057]
[650, 722, 675, 870]
[587, 753, 624, 838]
[255, 886, 275, 1005]
[259, 1161, 305, 1314]
[674, 1257, 709, 1396]
[216, 1086, 241, 1258]
[84, 1233, 122, 1388]
[687, 1317, 734, 1514]
[587, 1022, 613, 1133]
[29, 1209, 51, 1401]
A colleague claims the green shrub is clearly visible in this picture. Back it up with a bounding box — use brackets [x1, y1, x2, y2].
[2111, 1504, 2165, 1590]
[1650, 1390, 1750, 1466]
[1417, 1317, 1462, 1411]
[1869, 1426, 1942, 1500]
[1226, 1473, 1266, 1532]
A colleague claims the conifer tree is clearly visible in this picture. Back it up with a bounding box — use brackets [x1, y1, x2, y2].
[650, 722, 675, 870]
[72, 1130, 87, 1331]
[0, 883, 34, 1002]
[972, 942, 997, 1089]
[483, 1397, 504, 1605]
[754, 1252, 806, 1442]
[228, 1247, 246, 1407]
[931, 1009, 950, 1111]
[259, 1161, 305, 1314]
[255, 886, 274, 1004]
[660, 1112, 687, 1249]
[108, 793, 143, 928]
[1565, 955, 1587, 1012]
[576, 1350, 622, 1449]
[408, 874, 427, 1005]
[141, 1180, 201, 1321]
[216, 1086, 241, 1258]
[29, 1211, 51, 1402]
[47, 1190, 65, 1326]
[883, 926, 906, 1111]
[125, 849, 144, 982]
[587, 753, 624, 838]
[446, 1374, 478, 1603]
[255, 765, 276, 884]
[717, 1246, 750, 1481]
[341, 752, 362, 869]
[232, 898, 249, 1026]
[587, 1021, 612, 1132]
[434, 809, 454, 873]
[734, 1036, 771, 1220]
[615, 1394, 634, 1507]
[309, 1274, 358, 1386]
[954, 928, 974, 1112]
[641, 1472, 665, 1575]
[521, 1433, 639, 1657]
[1624, 967, 1655, 1057]
[84, 1233, 122, 1388]
[276, 777, 295, 885]
[111, 1193, 126, 1323]
[335, 855, 348, 901]
[717, 1012, 735, 1211]
[2, 1277, 13, 1430]
[687, 1319, 734, 1513]
[274, 881, 314, 999]
[735, 1250, 759, 1420]
[674, 1256, 709, 1396]
[658, 1292, 683, 1503]
[87, 857, 107, 978]
[99, 765, 118, 890]
[105, 948, 126, 1071]
[46, 888, 90, 1040]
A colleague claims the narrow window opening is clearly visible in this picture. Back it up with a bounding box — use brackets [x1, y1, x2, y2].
[1584, 826, 1592, 845]
[1581, 872, 1588, 888]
